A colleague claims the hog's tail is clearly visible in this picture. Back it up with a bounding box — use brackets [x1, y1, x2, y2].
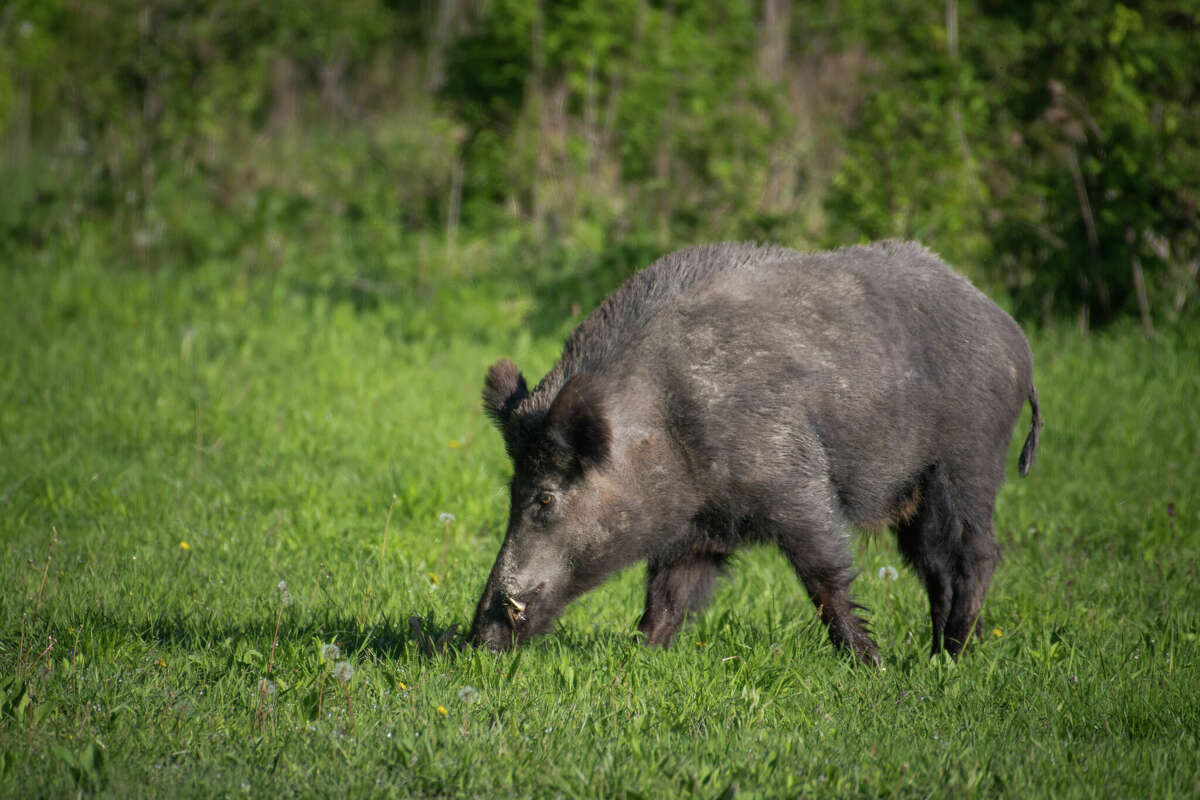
[1017, 385, 1043, 478]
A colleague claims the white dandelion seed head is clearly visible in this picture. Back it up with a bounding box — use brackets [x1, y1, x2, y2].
[332, 661, 355, 683]
[877, 566, 899, 581]
[277, 580, 292, 606]
[439, 512, 456, 525]
[258, 678, 276, 696]
[320, 643, 342, 662]
[458, 685, 479, 704]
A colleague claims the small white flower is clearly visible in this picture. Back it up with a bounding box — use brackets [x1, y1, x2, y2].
[877, 566, 899, 581]
[332, 661, 355, 683]
[439, 512, 456, 525]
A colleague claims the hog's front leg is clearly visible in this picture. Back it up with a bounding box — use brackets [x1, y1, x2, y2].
[637, 554, 726, 647]
[772, 482, 882, 667]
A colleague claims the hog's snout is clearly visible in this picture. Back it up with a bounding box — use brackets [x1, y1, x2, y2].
[468, 592, 513, 651]
[504, 595, 528, 626]
[469, 582, 548, 652]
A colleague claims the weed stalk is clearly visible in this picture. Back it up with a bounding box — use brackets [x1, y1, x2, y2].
[17, 612, 27, 682]
[256, 584, 288, 734]
[33, 527, 59, 615]
[379, 493, 399, 559]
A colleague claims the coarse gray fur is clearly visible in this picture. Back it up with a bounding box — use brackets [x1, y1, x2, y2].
[471, 240, 1042, 664]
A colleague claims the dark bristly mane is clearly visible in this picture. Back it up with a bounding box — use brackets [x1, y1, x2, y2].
[520, 243, 794, 416]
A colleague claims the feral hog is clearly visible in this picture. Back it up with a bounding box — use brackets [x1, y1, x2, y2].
[470, 241, 1041, 664]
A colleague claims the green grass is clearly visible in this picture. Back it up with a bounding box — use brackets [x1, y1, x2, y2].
[2, 246, 1198, 798]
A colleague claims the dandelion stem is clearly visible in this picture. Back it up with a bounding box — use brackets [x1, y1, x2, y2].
[71, 626, 81, 700]
[17, 612, 26, 682]
[265, 603, 283, 678]
[27, 693, 36, 742]
[380, 493, 399, 559]
[33, 527, 58, 616]
[316, 671, 326, 720]
[28, 637, 55, 672]
[255, 683, 266, 734]
[256, 595, 285, 734]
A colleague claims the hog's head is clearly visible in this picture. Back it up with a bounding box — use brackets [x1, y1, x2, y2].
[469, 358, 631, 651]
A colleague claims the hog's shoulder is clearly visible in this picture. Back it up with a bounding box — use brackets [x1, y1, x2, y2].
[528, 242, 797, 406]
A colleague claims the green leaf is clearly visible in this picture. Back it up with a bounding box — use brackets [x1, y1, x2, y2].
[504, 649, 523, 684]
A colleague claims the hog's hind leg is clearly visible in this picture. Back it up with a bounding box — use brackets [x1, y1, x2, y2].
[638, 554, 726, 648]
[895, 465, 956, 655]
[942, 493, 999, 657]
[896, 463, 999, 657]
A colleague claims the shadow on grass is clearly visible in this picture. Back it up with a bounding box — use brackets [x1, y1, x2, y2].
[58, 601, 731, 672]
[68, 607, 471, 666]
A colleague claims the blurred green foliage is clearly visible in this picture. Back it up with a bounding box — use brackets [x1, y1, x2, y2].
[2, 0, 1197, 326]
[825, 0, 1200, 323]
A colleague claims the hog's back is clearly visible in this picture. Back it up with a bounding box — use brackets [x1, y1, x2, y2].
[623, 241, 1033, 525]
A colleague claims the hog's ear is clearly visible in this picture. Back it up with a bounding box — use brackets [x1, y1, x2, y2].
[482, 359, 529, 430]
[545, 374, 611, 469]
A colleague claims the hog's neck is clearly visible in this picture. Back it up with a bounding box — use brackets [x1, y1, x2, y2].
[523, 242, 794, 416]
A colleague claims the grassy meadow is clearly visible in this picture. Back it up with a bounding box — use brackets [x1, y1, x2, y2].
[2, 242, 1198, 798]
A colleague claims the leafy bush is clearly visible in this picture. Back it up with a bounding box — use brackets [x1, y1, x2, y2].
[2, 0, 1197, 325]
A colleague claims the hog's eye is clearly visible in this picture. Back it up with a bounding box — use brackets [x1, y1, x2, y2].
[537, 492, 555, 507]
